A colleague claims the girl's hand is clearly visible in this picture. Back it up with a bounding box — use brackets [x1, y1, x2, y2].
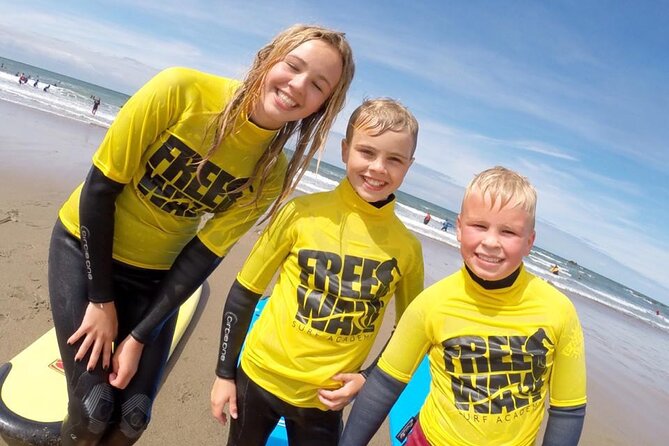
[67, 302, 118, 371]
[317, 373, 366, 411]
[211, 377, 238, 425]
[109, 335, 144, 389]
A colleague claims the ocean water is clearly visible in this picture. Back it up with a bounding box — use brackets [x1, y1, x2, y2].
[0, 56, 127, 128]
[2, 56, 667, 333]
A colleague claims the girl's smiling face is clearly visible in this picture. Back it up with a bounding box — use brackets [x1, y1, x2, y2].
[250, 39, 343, 130]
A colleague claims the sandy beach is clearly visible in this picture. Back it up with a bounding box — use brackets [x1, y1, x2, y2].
[1, 100, 668, 445]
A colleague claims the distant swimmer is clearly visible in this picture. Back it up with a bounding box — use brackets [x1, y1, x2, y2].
[33, 79, 39, 87]
[423, 212, 431, 225]
[91, 97, 101, 115]
[43, 84, 50, 92]
[549, 264, 559, 275]
[441, 220, 452, 232]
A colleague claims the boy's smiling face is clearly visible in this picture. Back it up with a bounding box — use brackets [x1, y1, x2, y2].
[457, 189, 536, 281]
[341, 128, 415, 203]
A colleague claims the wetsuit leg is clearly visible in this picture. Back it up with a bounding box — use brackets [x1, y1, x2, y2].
[282, 402, 342, 446]
[99, 314, 177, 445]
[49, 220, 115, 445]
[50, 220, 175, 446]
[227, 366, 342, 446]
[97, 261, 171, 446]
[226, 367, 283, 446]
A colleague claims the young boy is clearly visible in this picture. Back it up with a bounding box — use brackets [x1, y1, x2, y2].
[340, 166, 587, 446]
[210, 98, 425, 446]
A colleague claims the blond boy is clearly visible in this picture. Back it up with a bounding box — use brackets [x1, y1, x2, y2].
[211, 99, 425, 445]
[341, 166, 587, 446]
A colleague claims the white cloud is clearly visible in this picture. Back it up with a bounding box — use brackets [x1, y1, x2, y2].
[347, 20, 668, 171]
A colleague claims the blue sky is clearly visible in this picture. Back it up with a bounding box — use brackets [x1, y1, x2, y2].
[1, 0, 668, 304]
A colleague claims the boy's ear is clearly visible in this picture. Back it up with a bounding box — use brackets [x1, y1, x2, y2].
[525, 229, 536, 255]
[456, 214, 462, 242]
[341, 138, 349, 164]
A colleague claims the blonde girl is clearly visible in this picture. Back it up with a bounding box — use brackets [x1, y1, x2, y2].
[48, 24, 354, 446]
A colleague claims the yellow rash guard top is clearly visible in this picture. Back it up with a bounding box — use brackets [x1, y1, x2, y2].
[58, 67, 286, 269]
[379, 266, 587, 446]
[238, 178, 425, 409]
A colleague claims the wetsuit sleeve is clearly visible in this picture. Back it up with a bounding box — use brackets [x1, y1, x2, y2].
[346, 295, 431, 444]
[79, 165, 125, 303]
[131, 236, 222, 343]
[542, 405, 586, 446]
[214, 280, 262, 379]
[340, 368, 406, 446]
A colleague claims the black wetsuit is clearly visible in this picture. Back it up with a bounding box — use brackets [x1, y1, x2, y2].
[49, 68, 285, 445]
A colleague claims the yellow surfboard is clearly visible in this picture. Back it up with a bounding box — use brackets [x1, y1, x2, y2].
[0, 286, 202, 445]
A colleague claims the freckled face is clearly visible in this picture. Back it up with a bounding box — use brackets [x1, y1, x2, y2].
[341, 128, 415, 203]
[250, 40, 344, 130]
[456, 190, 535, 281]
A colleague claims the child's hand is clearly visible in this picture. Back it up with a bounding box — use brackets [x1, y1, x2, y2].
[109, 335, 144, 389]
[67, 302, 118, 372]
[317, 373, 366, 411]
[211, 377, 237, 425]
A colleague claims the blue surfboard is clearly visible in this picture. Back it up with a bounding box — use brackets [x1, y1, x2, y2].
[388, 356, 431, 445]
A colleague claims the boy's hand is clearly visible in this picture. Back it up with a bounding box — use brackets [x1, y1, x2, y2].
[109, 335, 144, 389]
[211, 377, 237, 425]
[67, 302, 118, 372]
[317, 373, 366, 411]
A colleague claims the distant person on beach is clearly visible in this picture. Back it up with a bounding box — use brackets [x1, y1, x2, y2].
[341, 166, 587, 446]
[47, 24, 353, 446]
[210, 98, 424, 446]
[43, 84, 50, 92]
[91, 96, 101, 114]
[441, 219, 451, 231]
[33, 79, 39, 87]
[423, 212, 431, 224]
[550, 264, 560, 275]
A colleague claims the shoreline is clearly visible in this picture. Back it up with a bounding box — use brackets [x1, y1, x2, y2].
[1, 100, 668, 445]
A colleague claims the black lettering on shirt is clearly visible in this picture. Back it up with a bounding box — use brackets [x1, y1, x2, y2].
[137, 135, 248, 217]
[442, 329, 554, 415]
[294, 249, 401, 337]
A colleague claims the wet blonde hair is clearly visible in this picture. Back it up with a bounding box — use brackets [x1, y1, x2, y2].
[345, 98, 419, 154]
[200, 24, 355, 219]
[463, 166, 537, 227]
